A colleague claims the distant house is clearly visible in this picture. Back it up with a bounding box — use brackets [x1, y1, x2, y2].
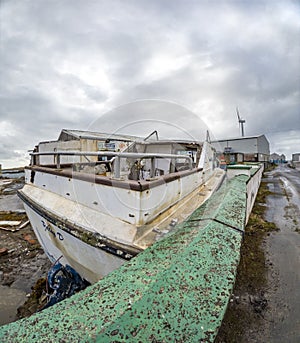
[291, 153, 300, 169]
[270, 153, 286, 164]
[211, 135, 270, 166]
[292, 153, 300, 162]
[35, 129, 140, 165]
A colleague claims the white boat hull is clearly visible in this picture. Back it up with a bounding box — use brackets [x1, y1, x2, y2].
[20, 170, 225, 284]
[23, 203, 128, 284]
[19, 133, 224, 284]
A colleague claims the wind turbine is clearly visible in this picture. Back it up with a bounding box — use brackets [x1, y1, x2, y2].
[236, 107, 246, 137]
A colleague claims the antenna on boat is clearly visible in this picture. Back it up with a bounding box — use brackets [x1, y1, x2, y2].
[206, 130, 211, 143]
[144, 130, 159, 141]
[236, 107, 246, 137]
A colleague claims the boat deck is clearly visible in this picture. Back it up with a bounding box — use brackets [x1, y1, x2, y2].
[133, 168, 225, 248]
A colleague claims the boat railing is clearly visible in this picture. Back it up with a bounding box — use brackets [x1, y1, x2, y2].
[30, 151, 193, 179]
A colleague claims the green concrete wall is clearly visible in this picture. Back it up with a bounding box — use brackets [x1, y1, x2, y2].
[0, 174, 250, 343]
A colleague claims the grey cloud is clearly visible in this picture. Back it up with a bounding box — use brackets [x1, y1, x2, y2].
[89, 100, 209, 142]
[0, 0, 299, 166]
[0, 141, 23, 160]
[60, 74, 108, 102]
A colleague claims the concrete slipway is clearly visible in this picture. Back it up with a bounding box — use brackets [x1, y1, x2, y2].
[0, 165, 262, 343]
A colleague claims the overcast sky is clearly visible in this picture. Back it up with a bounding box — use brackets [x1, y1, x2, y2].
[0, 0, 299, 168]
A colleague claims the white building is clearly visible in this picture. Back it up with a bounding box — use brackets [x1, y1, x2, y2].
[211, 135, 270, 165]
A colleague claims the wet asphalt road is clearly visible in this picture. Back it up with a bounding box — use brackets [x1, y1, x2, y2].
[263, 165, 300, 343]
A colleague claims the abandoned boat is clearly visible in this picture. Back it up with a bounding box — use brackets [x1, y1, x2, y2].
[18, 129, 225, 283]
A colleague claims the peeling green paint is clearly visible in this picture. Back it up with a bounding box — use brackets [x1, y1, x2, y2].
[0, 175, 250, 343]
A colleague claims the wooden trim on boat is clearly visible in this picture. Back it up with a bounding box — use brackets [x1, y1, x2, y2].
[25, 166, 203, 191]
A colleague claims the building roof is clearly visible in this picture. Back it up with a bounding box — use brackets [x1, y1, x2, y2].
[58, 129, 142, 142]
[58, 129, 203, 145]
[211, 134, 267, 143]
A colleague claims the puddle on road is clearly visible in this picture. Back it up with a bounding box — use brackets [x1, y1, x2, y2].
[0, 178, 25, 212]
[264, 171, 300, 343]
[280, 176, 300, 211]
[0, 285, 26, 325]
[0, 194, 25, 212]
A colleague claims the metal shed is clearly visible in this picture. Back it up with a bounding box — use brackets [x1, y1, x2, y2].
[211, 135, 270, 165]
[292, 153, 300, 162]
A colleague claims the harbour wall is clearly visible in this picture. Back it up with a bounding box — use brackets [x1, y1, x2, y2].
[226, 163, 263, 222]
[0, 164, 263, 343]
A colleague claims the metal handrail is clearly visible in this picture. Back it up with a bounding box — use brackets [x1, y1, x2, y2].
[30, 151, 193, 178]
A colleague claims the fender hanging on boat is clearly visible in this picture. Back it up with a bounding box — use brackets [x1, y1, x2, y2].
[43, 262, 90, 309]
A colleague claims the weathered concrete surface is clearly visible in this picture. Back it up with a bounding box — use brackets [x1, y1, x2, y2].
[0, 174, 251, 342]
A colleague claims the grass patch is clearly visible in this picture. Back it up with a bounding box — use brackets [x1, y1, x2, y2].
[237, 193, 277, 294]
